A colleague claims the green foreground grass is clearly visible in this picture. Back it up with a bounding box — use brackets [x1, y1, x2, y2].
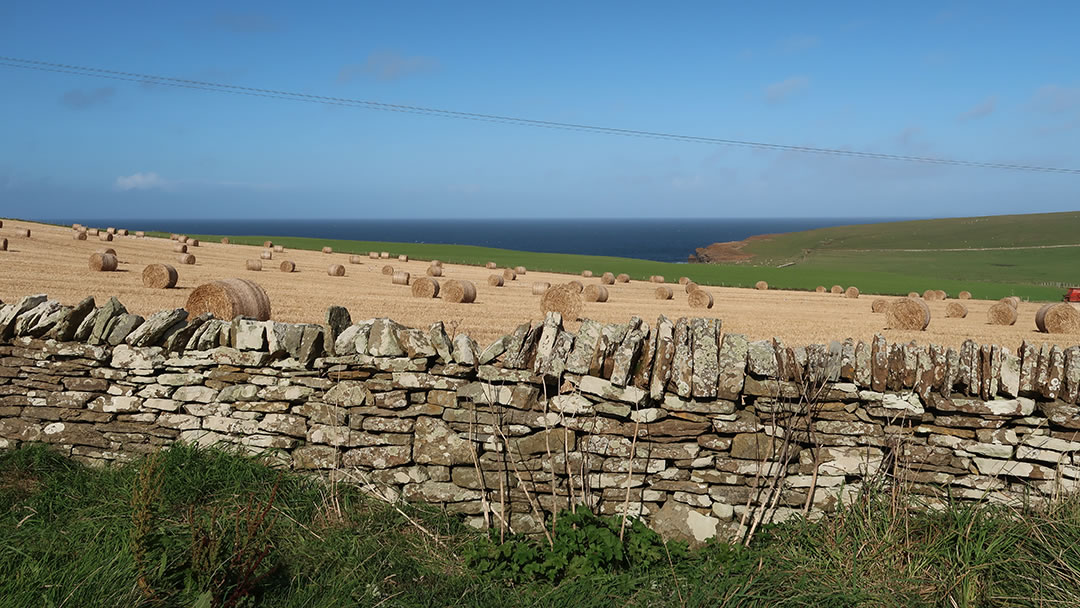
[3, 444, 1080, 607]
[146, 230, 1067, 302]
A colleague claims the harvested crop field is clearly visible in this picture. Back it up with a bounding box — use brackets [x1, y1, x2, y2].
[0, 220, 1076, 350]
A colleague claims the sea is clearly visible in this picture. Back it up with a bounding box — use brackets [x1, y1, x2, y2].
[44, 218, 900, 263]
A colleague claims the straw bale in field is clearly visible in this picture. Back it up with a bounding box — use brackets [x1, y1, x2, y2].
[88, 252, 117, 272]
[412, 277, 440, 298]
[755, 281, 768, 290]
[584, 285, 609, 303]
[845, 286, 859, 299]
[688, 290, 714, 309]
[1036, 303, 1080, 334]
[444, 280, 477, 303]
[541, 284, 583, 320]
[246, 260, 262, 271]
[871, 299, 889, 313]
[391, 271, 410, 285]
[279, 261, 295, 273]
[177, 254, 195, 265]
[487, 274, 504, 287]
[945, 302, 968, 318]
[328, 264, 345, 277]
[186, 278, 271, 321]
[886, 298, 930, 330]
[142, 264, 178, 289]
[656, 286, 673, 300]
[986, 302, 1018, 326]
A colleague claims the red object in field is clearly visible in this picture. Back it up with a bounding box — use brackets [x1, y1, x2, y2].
[1065, 288, 1080, 302]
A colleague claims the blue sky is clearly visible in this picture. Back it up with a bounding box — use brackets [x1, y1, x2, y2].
[1, 1, 1078, 220]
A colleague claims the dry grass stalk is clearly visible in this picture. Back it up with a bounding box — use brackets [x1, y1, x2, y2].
[1036, 303, 1080, 333]
[650, 275, 665, 283]
[426, 265, 443, 277]
[246, 260, 263, 271]
[540, 284, 583, 320]
[755, 281, 768, 290]
[583, 284, 609, 303]
[502, 268, 516, 281]
[142, 264, 178, 289]
[88, 252, 117, 272]
[279, 261, 296, 273]
[398, 254, 408, 262]
[487, 274, 504, 287]
[987, 302, 1018, 326]
[177, 254, 196, 265]
[655, 286, 673, 300]
[688, 290, 713, 309]
[886, 298, 931, 330]
[444, 279, 477, 303]
[830, 285, 842, 294]
[327, 264, 345, 277]
[871, 299, 889, 313]
[845, 286, 860, 299]
[566, 280, 584, 293]
[616, 273, 630, 283]
[531, 282, 550, 296]
[958, 290, 972, 299]
[391, 271, 410, 285]
[381, 265, 395, 275]
[582, 270, 593, 277]
[260, 250, 273, 260]
[485, 261, 497, 269]
[348, 255, 363, 264]
[186, 278, 271, 321]
[945, 302, 968, 318]
[173, 244, 188, 253]
[411, 277, 440, 298]
[601, 272, 615, 285]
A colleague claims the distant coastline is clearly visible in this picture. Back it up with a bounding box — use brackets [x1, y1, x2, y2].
[29, 217, 900, 263]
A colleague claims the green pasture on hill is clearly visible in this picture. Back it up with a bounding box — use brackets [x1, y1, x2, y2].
[146, 229, 1070, 302]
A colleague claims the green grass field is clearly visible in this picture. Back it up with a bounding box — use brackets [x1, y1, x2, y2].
[2, 444, 1079, 607]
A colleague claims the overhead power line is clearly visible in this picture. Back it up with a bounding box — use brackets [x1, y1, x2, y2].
[2, 54, 1078, 175]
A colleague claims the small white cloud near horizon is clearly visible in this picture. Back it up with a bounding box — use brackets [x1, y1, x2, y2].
[765, 76, 810, 102]
[114, 172, 166, 191]
[958, 96, 997, 121]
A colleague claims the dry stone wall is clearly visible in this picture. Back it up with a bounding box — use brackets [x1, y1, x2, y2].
[2, 293, 1080, 545]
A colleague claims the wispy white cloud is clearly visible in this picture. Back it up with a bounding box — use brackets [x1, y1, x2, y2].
[115, 172, 166, 191]
[339, 50, 440, 83]
[114, 172, 278, 192]
[958, 96, 997, 121]
[764, 76, 810, 102]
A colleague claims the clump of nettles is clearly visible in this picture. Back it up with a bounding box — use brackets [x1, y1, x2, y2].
[464, 507, 688, 582]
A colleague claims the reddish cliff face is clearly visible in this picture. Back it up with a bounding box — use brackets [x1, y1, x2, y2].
[691, 234, 775, 264]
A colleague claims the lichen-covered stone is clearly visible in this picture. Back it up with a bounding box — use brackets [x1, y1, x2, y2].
[0, 294, 47, 340]
[1045, 345, 1065, 401]
[689, 319, 719, 399]
[477, 334, 510, 365]
[668, 318, 692, 398]
[106, 313, 144, 346]
[413, 416, 474, 465]
[1018, 341, 1037, 395]
[578, 375, 648, 406]
[452, 333, 478, 366]
[565, 319, 602, 375]
[870, 334, 888, 392]
[649, 316, 675, 401]
[126, 308, 187, 347]
[716, 333, 749, 400]
[368, 319, 405, 357]
[428, 321, 454, 363]
[650, 501, 718, 548]
[88, 297, 126, 346]
[396, 328, 437, 358]
[325, 306, 351, 341]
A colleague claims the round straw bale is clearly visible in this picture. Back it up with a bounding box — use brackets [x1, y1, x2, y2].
[935, 290, 947, 300]
[382, 265, 395, 275]
[88, 228, 99, 236]
[582, 270, 593, 278]
[246, 260, 263, 271]
[391, 271, 410, 286]
[117, 229, 128, 236]
[503, 268, 517, 281]
[1000, 296, 1021, 309]
[173, 244, 188, 253]
[0, 238, 6, 251]
[398, 254, 408, 262]
[98, 247, 117, 257]
[328, 264, 345, 277]
[260, 250, 272, 260]
[106, 227, 116, 234]
[601, 272, 615, 285]
[487, 274, 504, 287]
[886, 298, 931, 330]
[987, 302, 1018, 326]
[88, 252, 117, 272]
[170, 233, 179, 240]
[958, 291, 971, 300]
[651, 275, 666, 284]
[845, 286, 860, 299]
[426, 265, 443, 277]
[380, 252, 390, 259]
[188, 239, 199, 247]
[98, 232, 112, 242]
[279, 260, 295, 273]
[514, 266, 527, 275]
[369, 251, 379, 259]
[274, 245, 284, 253]
[584, 285, 609, 303]
[616, 273, 630, 283]
[755, 281, 768, 290]
[221, 237, 230, 244]
[815, 286, 826, 293]
[142, 264, 178, 289]
[322, 246, 333, 254]
[349, 255, 364, 264]
[263, 240, 273, 248]
[73, 231, 87, 241]
[566, 280, 584, 293]
[945, 302, 968, 318]
[430, 260, 443, 268]
[71, 223, 79, 230]
[532, 282, 550, 296]
[411, 277, 440, 298]
[541, 284, 583, 320]
[178, 236, 188, 243]
[871, 298, 889, 313]
[1036, 303, 1080, 334]
[688, 290, 714, 309]
[186, 278, 271, 321]
[135, 231, 144, 238]
[177, 254, 195, 265]
[830, 285, 843, 294]
[679, 277, 690, 285]
[923, 289, 940, 301]
[656, 286, 673, 300]
[686, 282, 700, 294]
[444, 280, 477, 304]
[908, 292, 920, 299]
[486, 261, 497, 269]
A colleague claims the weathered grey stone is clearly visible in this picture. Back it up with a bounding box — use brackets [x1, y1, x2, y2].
[451, 333, 478, 366]
[217, 384, 260, 402]
[838, 338, 856, 381]
[649, 316, 675, 401]
[746, 339, 778, 378]
[668, 317, 693, 398]
[538, 330, 574, 379]
[1063, 346, 1080, 404]
[324, 381, 371, 406]
[1018, 341, 1037, 395]
[292, 445, 339, 469]
[262, 321, 290, 356]
[231, 319, 266, 351]
[870, 334, 888, 392]
[367, 319, 405, 357]
[532, 311, 563, 373]
[510, 428, 576, 457]
[611, 324, 646, 388]
[190, 317, 222, 351]
[1033, 344, 1052, 395]
[333, 324, 362, 355]
[0, 294, 47, 340]
[427, 321, 454, 363]
[1045, 345, 1065, 401]
[691, 318, 720, 399]
[579, 375, 648, 406]
[14, 299, 60, 336]
[125, 308, 187, 347]
[53, 296, 95, 341]
[972, 458, 1056, 479]
[297, 325, 326, 367]
[325, 306, 351, 341]
[506, 324, 541, 370]
[110, 344, 165, 370]
[943, 347, 959, 396]
[900, 342, 918, 389]
[650, 501, 719, 548]
[402, 481, 481, 503]
[881, 392, 924, 415]
[172, 386, 217, 403]
[716, 333, 749, 400]
[550, 394, 594, 415]
[566, 319, 602, 375]
[258, 413, 307, 437]
[258, 385, 315, 401]
[88, 297, 126, 346]
[396, 328, 437, 358]
[1000, 350, 1021, 398]
[106, 313, 144, 346]
[413, 416, 474, 465]
[730, 433, 784, 460]
[477, 334, 510, 365]
[343, 445, 412, 469]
